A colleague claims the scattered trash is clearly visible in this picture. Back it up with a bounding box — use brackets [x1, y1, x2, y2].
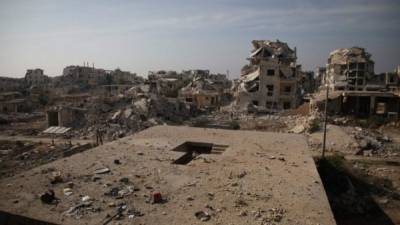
[195, 211, 211, 221]
[95, 168, 111, 174]
[40, 189, 57, 204]
[151, 192, 163, 204]
[81, 195, 92, 204]
[63, 188, 73, 196]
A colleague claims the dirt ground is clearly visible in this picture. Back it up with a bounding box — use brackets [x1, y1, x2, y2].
[308, 123, 400, 225]
[0, 138, 93, 179]
[0, 126, 336, 225]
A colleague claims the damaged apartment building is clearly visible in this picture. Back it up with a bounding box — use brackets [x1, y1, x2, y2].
[234, 40, 302, 113]
[148, 69, 232, 110]
[53, 64, 142, 94]
[179, 70, 232, 109]
[317, 47, 400, 118]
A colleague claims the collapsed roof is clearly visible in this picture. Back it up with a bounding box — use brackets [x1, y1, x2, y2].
[328, 47, 374, 65]
[180, 77, 219, 95]
[250, 40, 296, 60]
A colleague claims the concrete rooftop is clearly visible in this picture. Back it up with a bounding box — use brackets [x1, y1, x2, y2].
[0, 125, 336, 225]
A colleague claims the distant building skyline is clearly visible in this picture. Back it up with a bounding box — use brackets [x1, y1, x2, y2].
[0, 0, 399, 78]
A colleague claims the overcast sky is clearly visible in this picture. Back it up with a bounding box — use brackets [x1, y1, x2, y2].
[0, 0, 399, 78]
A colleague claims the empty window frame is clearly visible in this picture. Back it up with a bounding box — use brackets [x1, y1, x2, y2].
[267, 69, 275, 76]
[266, 85, 274, 96]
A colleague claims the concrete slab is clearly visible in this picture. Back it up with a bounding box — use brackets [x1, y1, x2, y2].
[0, 125, 336, 225]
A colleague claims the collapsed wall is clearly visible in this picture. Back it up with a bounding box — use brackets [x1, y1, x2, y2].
[234, 40, 302, 113]
[326, 47, 375, 91]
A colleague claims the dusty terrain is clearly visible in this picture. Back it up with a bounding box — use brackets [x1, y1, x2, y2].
[0, 126, 336, 225]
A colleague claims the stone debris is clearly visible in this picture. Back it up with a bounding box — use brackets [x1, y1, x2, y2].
[40, 189, 57, 204]
[94, 168, 111, 174]
[195, 210, 211, 222]
[0, 39, 399, 225]
[63, 188, 73, 196]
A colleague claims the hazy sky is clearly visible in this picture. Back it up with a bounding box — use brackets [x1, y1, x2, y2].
[0, 0, 399, 78]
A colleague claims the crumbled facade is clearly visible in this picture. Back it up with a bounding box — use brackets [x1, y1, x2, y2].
[314, 48, 400, 118]
[300, 70, 317, 95]
[234, 40, 302, 113]
[384, 66, 400, 94]
[56, 65, 141, 91]
[148, 70, 191, 98]
[179, 70, 232, 109]
[179, 77, 222, 109]
[25, 69, 50, 87]
[0, 92, 28, 113]
[0, 77, 25, 92]
[325, 47, 375, 91]
[46, 105, 86, 128]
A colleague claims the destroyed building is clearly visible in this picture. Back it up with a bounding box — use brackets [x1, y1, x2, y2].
[313, 48, 400, 118]
[300, 70, 317, 95]
[24, 68, 50, 88]
[0, 92, 29, 113]
[234, 40, 302, 112]
[314, 67, 326, 90]
[179, 76, 222, 109]
[53, 65, 142, 93]
[383, 65, 400, 94]
[46, 105, 86, 128]
[0, 77, 25, 92]
[148, 70, 191, 98]
[179, 70, 232, 110]
[325, 47, 375, 91]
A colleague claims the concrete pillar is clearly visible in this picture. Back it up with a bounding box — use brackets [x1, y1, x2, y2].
[370, 96, 376, 116]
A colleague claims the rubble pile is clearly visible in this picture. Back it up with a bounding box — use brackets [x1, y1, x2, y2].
[348, 127, 396, 157]
[0, 140, 92, 179]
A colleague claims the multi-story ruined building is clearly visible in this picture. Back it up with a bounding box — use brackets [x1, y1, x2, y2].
[314, 48, 400, 118]
[315, 67, 327, 89]
[54, 65, 141, 93]
[61, 65, 108, 86]
[25, 68, 50, 87]
[326, 47, 375, 91]
[179, 73, 231, 109]
[0, 77, 25, 92]
[234, 40, 302, 112]
[148, 70, 191, 98]
[384, 66, 400, 94]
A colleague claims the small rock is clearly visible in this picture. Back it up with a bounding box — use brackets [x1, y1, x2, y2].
[66, 182, 74, 188]
[195, 211, 211, 221]
[50, 171, 63, 184]
[40, 189, 56, 204]
[63, 188, 73, 196]
[92, 175, 102, 181]
[95, 168, 110, 174]
[119, 177, 130, 184]
[238, 210, 248, 216]
[82, 195, 92, 203]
